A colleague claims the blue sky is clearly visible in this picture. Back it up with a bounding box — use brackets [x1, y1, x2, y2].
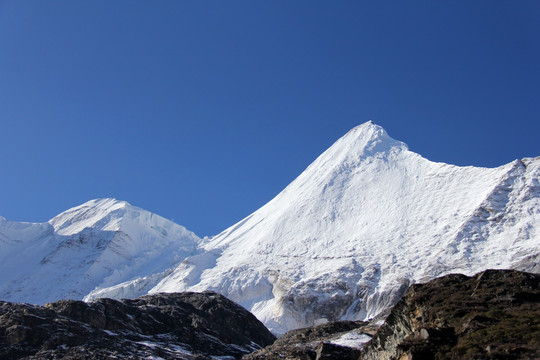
[1, 1, 539, 236]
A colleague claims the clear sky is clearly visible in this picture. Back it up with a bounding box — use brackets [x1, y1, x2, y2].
[1, 1, 539, 237]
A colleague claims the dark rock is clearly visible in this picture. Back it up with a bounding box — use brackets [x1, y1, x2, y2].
[3, 270, 538, 360]
[315, 342, 361, 360]
[0, 291, 276, 359]
[359, 269, 540, 360]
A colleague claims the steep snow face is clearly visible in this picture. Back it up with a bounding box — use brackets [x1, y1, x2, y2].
[0, 199, 201, 304]
[146, 122, 539, 334]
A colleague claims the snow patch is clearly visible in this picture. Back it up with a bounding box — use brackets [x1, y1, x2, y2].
[329, 331, 372, 349]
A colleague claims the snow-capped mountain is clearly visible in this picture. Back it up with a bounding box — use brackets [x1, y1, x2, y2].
[0, 198, 201, 304]
[92, 121, 539, 334]
[1, 122, 539, 335]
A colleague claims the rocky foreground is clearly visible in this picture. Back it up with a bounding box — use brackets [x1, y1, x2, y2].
[0, 291, 275, 359]
[360, 269, 540, 360]
[0, 269, 539, 359]
[249, 270, 540, 360]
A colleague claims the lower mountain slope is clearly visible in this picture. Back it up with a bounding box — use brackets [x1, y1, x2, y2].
[0, 292, 276, 359]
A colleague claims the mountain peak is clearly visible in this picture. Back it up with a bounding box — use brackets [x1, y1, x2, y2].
[82, 198, 131, 210]
[343, 121, 405, 153]
[350, 119, 376, 131]
[310, 122, 408, 173]
[48, 198, 136, 235]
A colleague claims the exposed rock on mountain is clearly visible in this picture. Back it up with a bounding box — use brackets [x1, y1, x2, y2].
[360, 269, 540, 360]
[0, 292, 275, 359]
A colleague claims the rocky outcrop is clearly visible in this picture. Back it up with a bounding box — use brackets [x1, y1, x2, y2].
[246, 269, 540, 360]
[360, 269, 540, 360]
[2, 270, 539, 359]
[244, 320, 378, 360]
[0, 291, 276, 359]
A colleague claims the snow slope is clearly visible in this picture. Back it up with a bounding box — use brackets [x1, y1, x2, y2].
[2, 122, 539, 335]
[144, 121, 537, 333]
[0, 199, 201, 304]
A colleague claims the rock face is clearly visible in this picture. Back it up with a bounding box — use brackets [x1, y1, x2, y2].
[0, 291, 276, 359]
[360, 269, 540, 360]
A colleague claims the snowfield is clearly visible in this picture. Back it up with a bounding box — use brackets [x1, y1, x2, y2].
[1, 122, 539, 334]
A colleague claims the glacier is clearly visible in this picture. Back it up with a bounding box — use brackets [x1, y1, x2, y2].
[1, 122, 539, 334]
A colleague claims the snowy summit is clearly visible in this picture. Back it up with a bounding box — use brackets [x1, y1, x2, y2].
[1, 122, 539, 334]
